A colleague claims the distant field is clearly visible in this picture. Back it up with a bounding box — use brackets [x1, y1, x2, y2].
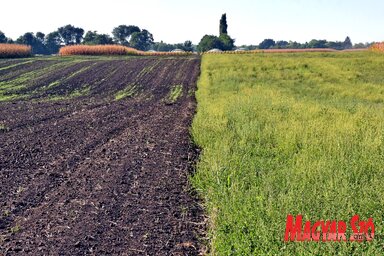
[192, 52, 384, 254]
[205, 48, 368, 54]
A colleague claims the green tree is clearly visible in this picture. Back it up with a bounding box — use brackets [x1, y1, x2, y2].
[45, 31, 62, 54]
[287, 41, 304, 49]
[219, 34, 235, 50]
[259, 39, 276, 49]
[16, 32, 34, 45]
[36, 32, 45, 42]
[220, 13, 228, 35]
[344, 36, 352, 49]
[308, 39, 327, 48]
[83, 31, 113, 45]
[152, 41, 176, 52]
[16, 32, 48, 54]
[326, 41, 344, 50]
[153, 40, 194, 52]
[83, 31, 97, 45]
[0, 31, 7, 43]
[353, 42, 369, 49]
[112, 25, 141, 45]
[198, 13, 235, 52]
[197, 35, 223, 52]
[182, 40, 193, 52]
[57, 24, 84, 45]
[275, 40, 289, 49]
[129, 29, 154, 51]
[174, 40, 194, 51]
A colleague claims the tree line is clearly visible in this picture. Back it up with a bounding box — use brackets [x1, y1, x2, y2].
[237, 39, 373, 51]
[240, 37, 366, 50]
[197, 14, 372, 51]
[0, 15, 376, 54]
[0, 25, 160, 54]
[0, 24, 196, 55]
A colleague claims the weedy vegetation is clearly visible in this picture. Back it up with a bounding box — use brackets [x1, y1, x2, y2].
[165, 85, 183, 104]
[0, 123, 9, 132]
[115, 84, 137, 100]
[192, 52, 384, 255]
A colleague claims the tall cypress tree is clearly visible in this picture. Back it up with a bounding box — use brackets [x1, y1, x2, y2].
[344, 36, 352, 49]
[220, 13, 228, 35]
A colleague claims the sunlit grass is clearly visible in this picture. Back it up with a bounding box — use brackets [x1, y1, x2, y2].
[192, 52, 384, 255]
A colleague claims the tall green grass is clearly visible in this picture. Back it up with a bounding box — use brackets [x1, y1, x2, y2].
[192, 52, 384, 255]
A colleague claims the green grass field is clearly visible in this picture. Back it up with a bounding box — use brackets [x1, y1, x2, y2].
[192, 52, 384, 255]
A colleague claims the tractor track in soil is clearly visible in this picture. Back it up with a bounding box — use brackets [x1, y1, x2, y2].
[0, 56, 205, 255]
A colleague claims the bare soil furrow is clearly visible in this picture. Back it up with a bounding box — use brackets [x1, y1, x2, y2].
[0, 56, 204, 255]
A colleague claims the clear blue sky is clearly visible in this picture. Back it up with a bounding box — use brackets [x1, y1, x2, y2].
[1, 0, 383, 45]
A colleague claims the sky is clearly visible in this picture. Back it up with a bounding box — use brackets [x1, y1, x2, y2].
[1, 0, 383, 45]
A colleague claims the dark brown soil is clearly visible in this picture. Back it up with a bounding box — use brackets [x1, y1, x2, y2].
[0, 56, 205, 255]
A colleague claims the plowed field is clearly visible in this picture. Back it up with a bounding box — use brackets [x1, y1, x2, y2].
[0, 56, 204, 255]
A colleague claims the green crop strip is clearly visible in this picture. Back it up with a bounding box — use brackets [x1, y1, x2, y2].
[135, 59, 161, 80]
[0, 60, 34, 71]
[115, 84, 138, 100]
[43, 64, 94, 90]
[0, 60, 78, 100]
[46, 85, 91, 101]
[165, 85, 183, 104]
[0, 123, 10, 132]
[0, 60, 97, 101]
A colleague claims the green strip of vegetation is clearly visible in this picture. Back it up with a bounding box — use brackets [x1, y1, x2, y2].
[46, 85, 91, 101]
[0, 123, 10, 132]
[0, 60, 96, 101]
[192, 52, 384, 255]
[0, 94, 25, 102]
[115, 84, 137, 100]
[165, 85, 183, 104]
[38, 63, 95, 92]
[0, 60, 34, 71]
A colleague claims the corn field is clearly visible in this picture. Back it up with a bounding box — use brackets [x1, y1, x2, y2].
[59, 45, 194, 56]
[59, 45, 137, 56]
[370, 42, 384, 52]
[0, 44, 32, 58]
